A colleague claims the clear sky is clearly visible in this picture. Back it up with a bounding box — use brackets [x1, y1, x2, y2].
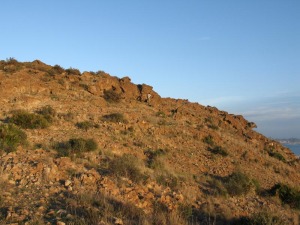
[1, 1, 299, 138]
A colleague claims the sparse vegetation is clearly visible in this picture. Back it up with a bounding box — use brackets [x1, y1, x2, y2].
[234, 211, 283, 225]
[75, 121, 95, 131]
[48, 191, 147, 225]
[203, 135, 214, 145]
[108, 154, 145, 183]
[155, 111, 166, 117]
[54, 138, 98, 157]
[209, 146, 228, 156]
[10, 110, 51, 129]
[224, 171, 253, 196]
[1, 59, 300, 225]
[102, 113, 127, 123]
[268, 151, 286, 162]
[207, 171, 254, 197]
[269, 183, 300, 209]
[79, 83, 89, 91]
[66, 67, 81, 76]
[207, 177, 228, 196]
[0, 123, 27, 153]
[144, 148, 167, 169]
[208, 124, 219, 130]
[156, 173, 179, 189]
[103, 89, 121, 103]
[0, 57, 22, 73]
[53, 64, 65, 73]
[47, 64, 65, 75]
[60, 112, 75, 122]
[96, 70, 107, 76]
[36, 105, 56, 123]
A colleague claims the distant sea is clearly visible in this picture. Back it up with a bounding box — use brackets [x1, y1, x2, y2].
[283, 144, 300, 156]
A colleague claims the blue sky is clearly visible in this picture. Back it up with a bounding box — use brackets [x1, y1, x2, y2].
[1, 1, 299, 138]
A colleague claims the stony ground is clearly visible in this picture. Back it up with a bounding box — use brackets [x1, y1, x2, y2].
[0, 59, 299, 225]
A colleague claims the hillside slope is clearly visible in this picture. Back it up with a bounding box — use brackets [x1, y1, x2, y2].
[0, 59, 299, 225]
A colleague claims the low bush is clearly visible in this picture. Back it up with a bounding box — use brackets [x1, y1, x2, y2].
[5, 57, 19, 65]
[108, 154, 145, 183]
[47, 64, 65, 76]
[207, 177, 228, 196]
[0, 124, 27, 153]
[96, 70, 106, 76]
[224, 171, 253, 196]
[60, 112, 75, 122]
[144, 149, 167, 169]
[53, 65, 65, 73]
[36, 105, 56, 123]
[208, 124, 219, 130]
[156, 173, 179, 190]
[66, 67, 81, 76]
[155, 111, 166, 118]
[76, 121, 95, 131]
[10, 110, 51, 129]
[209, 146, 228, 156]
[49, 191, 147, 225]
[268, 151, 286, 163]
[54, 138, 98, 157]
[102, 113, 127, 123]
[269, 183, 300, 209]
[0, 58, 22, 73]
[203, 135, 214, 145]
[103, 89, 121, 103]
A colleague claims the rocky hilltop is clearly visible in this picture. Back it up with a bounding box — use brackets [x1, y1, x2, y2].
[0, 58, 299, 225]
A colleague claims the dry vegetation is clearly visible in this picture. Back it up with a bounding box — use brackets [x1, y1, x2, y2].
[0, 59, 299, 224]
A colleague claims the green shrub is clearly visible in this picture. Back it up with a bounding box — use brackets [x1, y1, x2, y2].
[66, 67, 81, 76]
[203, 135, 214, 145]
[10, 110, 50, 129]
[103, 89, 121, 103]
[209, 146, 228, 156]
[224, 171, 253, 196]
[54, 138, 98, 157]
[102, 113, 127, 123]
[53, 65, 65, 73]
[36, 105, 56, 123]
[0, 124, 27, 153]
[109, 154, 145, 183]
[268, 151, 286, 162]
[269, 183, 300, 209]
[76, 121, 95, 131]
[96, 70, 106, 75]
[47, 65, 65, 75]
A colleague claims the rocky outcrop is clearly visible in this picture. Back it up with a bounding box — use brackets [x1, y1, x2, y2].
[0, 59, 299, 225]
